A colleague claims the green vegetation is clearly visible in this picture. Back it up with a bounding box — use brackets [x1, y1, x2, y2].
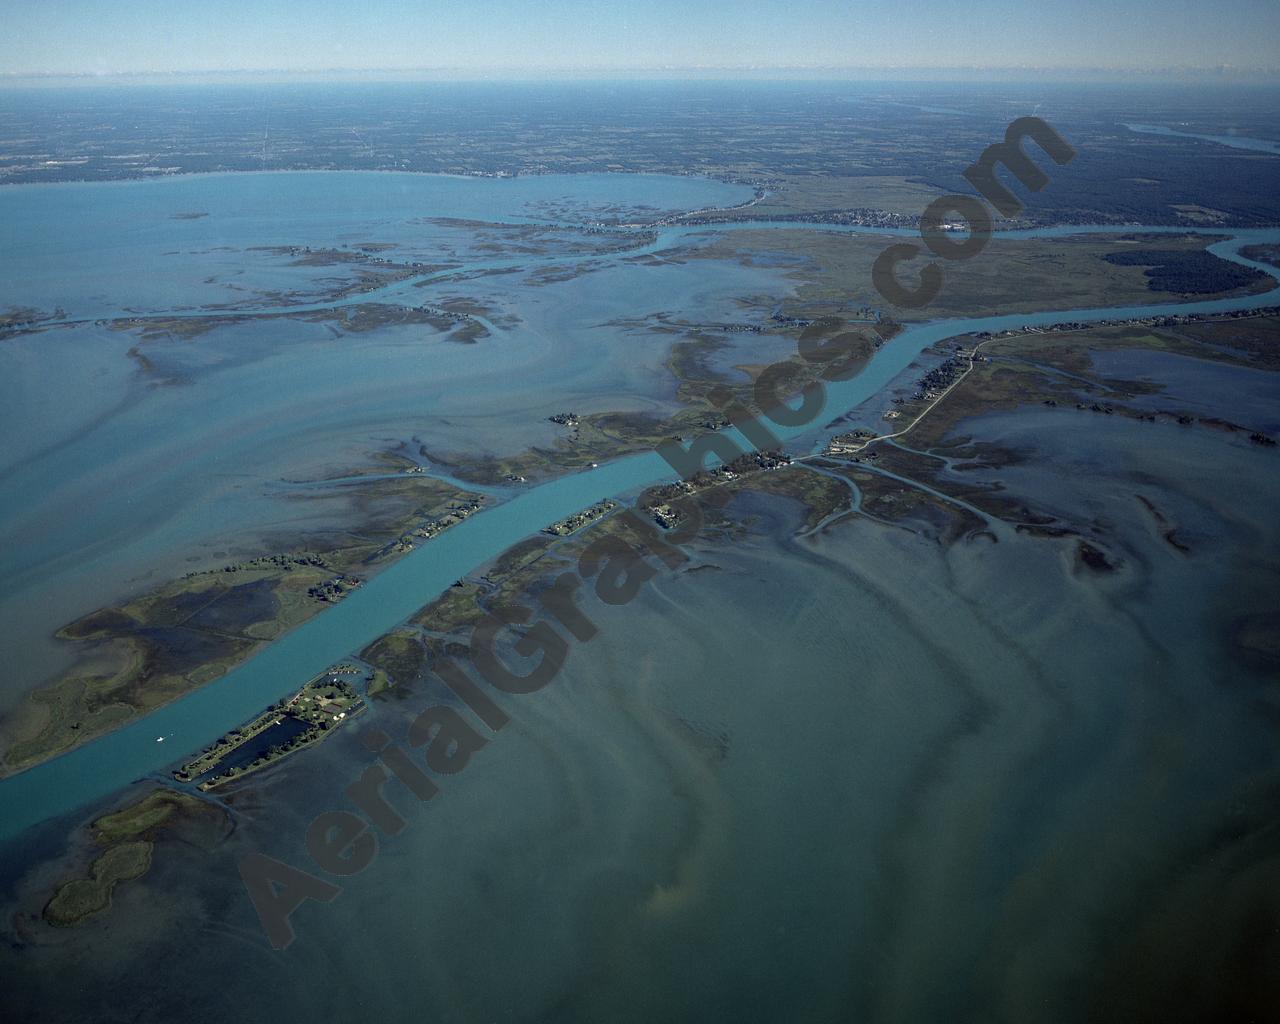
[94, 788, 205, 843]
[366, 667, 395, 697]
[0, 474, 480, 775]
[409, 580, 489, 636]
[44, 842, 152, 927]
[690, 230, 1268, 324]
[43, 788, 223, 928]
[361, 631, 427, 690]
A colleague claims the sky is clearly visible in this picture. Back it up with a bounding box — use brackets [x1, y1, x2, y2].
[1, 0, 1278, 77]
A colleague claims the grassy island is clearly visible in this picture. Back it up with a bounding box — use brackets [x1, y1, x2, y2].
[43, 788, 225, 928]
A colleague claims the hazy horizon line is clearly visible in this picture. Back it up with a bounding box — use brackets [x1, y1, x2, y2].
[3, 63, 1279, 85]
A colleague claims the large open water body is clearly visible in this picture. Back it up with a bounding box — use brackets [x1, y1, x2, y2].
[0, 171, 1278, 1021]
[3, 406, 1278, 1023]
[1, 172, 1279, 841]
[0, 176, 1274, 1024]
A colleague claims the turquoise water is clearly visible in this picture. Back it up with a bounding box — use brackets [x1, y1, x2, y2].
[0, 171, 753, 318]
[1, 172, 1278, 841]
[0, 173, 772, 706]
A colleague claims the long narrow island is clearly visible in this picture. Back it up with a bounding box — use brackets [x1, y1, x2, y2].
[173, 669, 366, 789]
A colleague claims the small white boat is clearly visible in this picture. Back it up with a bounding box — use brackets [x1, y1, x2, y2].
[156, 736, 165, 743]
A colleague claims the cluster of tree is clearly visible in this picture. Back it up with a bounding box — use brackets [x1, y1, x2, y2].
[1102, 249, 1265, 294]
